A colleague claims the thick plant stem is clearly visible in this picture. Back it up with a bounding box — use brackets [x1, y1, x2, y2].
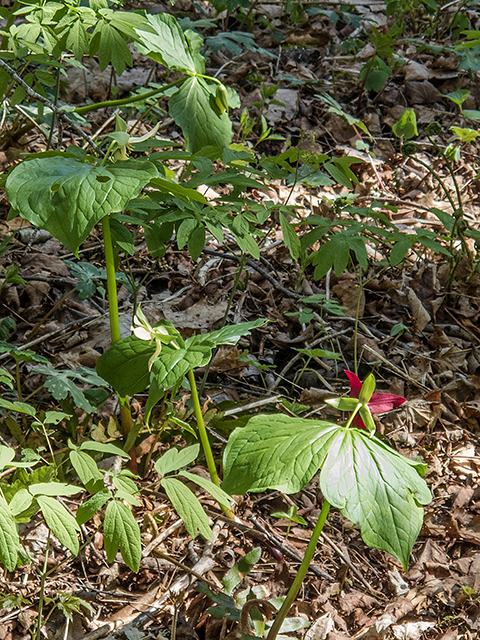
[266, 500, 331, 640]
[102, 216, 135, 451]
[187, 369, 220, 487]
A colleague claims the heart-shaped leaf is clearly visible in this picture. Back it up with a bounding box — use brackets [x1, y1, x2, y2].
[6, 156, 157, 255]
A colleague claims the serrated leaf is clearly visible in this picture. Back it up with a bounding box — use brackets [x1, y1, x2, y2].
[95, 335, 155, 397]
[222, 415, 339, 495]
[319, 429, 431, 570]
[103, 500, 141, 572]
[37, 496, 80, 555]
[169, 76, 233, 153]
[161, 477, 212, 540]
[76, 488, 112, 526]
[29, 483, 82, 497]
[155, 444, 200, 477]
[6, 157, 157, 255]
[180, 471, 234, 509]
[0, 499, 19, 571]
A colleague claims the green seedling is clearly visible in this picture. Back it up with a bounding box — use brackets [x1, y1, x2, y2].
[271, 504, 307, 538]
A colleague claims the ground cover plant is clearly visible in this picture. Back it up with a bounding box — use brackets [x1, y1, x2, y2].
[0, 0, 479, 638]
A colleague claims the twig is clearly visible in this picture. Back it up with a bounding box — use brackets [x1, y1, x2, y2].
[0, 58, 103, 155]
[142, 519, 184, 557]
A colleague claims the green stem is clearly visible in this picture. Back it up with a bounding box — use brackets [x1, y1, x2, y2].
[74, 78, 183, 115]
[187, 369, 220, 488]
[35, 529, 50, 640]
[102, 216, 135, 449]
[266, 500, 331, 640]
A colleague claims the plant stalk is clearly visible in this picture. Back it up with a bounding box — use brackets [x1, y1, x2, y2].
[35, 529, 50, 640]
[102, 215, 135, 459]
[266, 500, 331, 640]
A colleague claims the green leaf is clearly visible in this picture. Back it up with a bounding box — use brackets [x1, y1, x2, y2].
[392, 108, 418, 140]
[95, 335, 155, 397]
[324, 397, 361, 411]
[37, 496, 80, 555]
[223, 547, 261, 596]
[0, 399, 36, 417]
[8, 488, 33, 517]
[180, 471, 234, 509]
[222, 415, 339, 495]
[134, 13, 198, 74]
[6, 157, 157, 255]
[169, 76, 233, 153]
[103, 500, 142, 572]
[76, 488, 112, 526]
[279, 213, 301, 261]
[161, 477, 212, 540]
[0, 499, 19, 571]
[29, 483, 82, 497]
[31, 365, 108, 413]
[319, 429, 431, 570]
[0, 446, 15, 472]
[80, 441, 130, 458]
[70, 450, 104, 492]
[155, 444, 200, 477]
[358, 373, 375, 403]
[198, 319, 267, 348]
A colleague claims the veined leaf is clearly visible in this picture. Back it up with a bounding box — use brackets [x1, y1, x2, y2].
[29, 483, 82, 497]
[70, 450, 104, 492]
[103, 500, 141, 572]
[195, 319, 267, 348]
[8, 488, 33, 517]
[80, 441, 130, 458]
[161, 477, 212, 540]
[180, 471, 234, 509]
[169, 76, 233, 153]
[0, 446, 15, 472]
[76, 488, 112, 526]
[96, 335, 156, 397]
[0, 499, 19, 571]
[6, 157, 157, 255]
[37, 496, 80, 555]
[155, 444, 200, 477]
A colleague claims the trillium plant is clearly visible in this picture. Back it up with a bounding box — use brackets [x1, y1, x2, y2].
[222, 371, 431, 640]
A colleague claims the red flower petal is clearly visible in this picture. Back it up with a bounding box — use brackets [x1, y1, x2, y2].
[368, 392, 406, 414]
[344, 370, 362, 398]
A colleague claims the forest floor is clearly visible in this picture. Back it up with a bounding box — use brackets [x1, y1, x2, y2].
[0, 0, 480, 639]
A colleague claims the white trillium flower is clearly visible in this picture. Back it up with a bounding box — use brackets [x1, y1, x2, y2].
[131, 306, 176, 370]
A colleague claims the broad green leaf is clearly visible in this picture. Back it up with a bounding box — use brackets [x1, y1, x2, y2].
[161, 477, 212, 540]
[80, 441, 130, 458]
[76, 488, 112, 526]
[155, 444, 200, 477]
[103, 500, 141, 572]
[29, 483, 82, 497]
[114, 489, 141, 506]
[319, 429, 431, 570]
[0, 446, 15, 472]
[37, 496, 80, 555]
[70, 450, 104, 491]
[0, 499, 19, 571]
[391, 108, 418, 140]
[169, 76, 233, 153]
[112, 474, 139, 496]
[95, 335, 155, 397]
[358, 374, 375, 403]
[8, 488, 33, 517]
[180, 471, 234, 509]
[44, 411, 71, 425]
[222, 415, 339, 495]
[150, 176, 208, 204]
[134, 13, 198, 74]
[6, 157, 157, 255]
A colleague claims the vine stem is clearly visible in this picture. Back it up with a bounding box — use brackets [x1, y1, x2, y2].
[266, 500, 331, 640]
[102, 216, 135, 458]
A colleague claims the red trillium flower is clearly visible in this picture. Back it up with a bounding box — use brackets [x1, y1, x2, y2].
[345, 370, 406, 429]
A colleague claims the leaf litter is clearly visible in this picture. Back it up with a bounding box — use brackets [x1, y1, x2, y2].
[0, 0, 480, 638]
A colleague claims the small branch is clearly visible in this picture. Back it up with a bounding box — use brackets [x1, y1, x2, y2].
[0, 58, 103, 155]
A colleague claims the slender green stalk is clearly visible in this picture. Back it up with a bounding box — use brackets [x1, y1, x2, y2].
[187, 369, 220, 487]
[266, 500, 331, 640]
[74, 78, 183, 115]
[35, 530, 50, 640]
[101, 216, 135, 443]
